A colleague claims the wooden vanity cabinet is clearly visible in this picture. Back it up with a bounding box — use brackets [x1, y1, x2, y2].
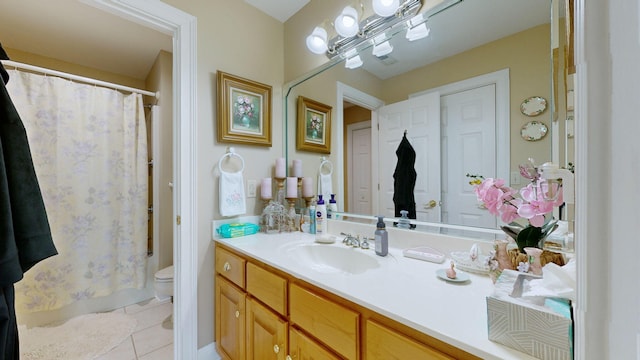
[289, 327, 342, 360]
[365, 320, 455, 360]
[246, 297, 288, 360]
[215, 243, 479, 360]
[215, 275, 246, 360]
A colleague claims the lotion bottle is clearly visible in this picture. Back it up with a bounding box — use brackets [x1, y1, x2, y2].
[375, 215, 388, 256]
[327, 194, 337, 219]
[315, 195, 327, 241]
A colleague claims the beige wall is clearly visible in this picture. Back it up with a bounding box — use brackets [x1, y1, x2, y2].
[145, 50, 174, 270]
[161, 0, 285, 347]
[4, 47, 146, 90]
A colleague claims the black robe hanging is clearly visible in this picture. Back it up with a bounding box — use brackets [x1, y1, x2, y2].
[393, 133, 417, 219]
[0, 44, 58, 360]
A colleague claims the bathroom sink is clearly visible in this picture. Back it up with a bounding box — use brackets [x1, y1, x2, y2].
[285, 243, 381, 275]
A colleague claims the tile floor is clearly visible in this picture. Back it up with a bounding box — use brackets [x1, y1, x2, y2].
[98, 298, 174, 360]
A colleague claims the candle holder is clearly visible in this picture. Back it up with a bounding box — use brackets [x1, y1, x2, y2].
[261, 198, 285, 234]
[285, 197, 298, 232]
[275, 177, 285, 205]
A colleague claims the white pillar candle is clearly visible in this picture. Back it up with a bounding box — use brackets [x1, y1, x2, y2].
[292, 159, 303, 178]
[260, 178, 272, 199]
[275, 157, 286, 178]
[302, 177, 313, 198]
[286, 177, 298, 198]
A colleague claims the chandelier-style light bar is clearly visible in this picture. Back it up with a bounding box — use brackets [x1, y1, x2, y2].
[305, 0, 462, 68]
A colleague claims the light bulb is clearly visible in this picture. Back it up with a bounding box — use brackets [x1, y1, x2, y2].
[372, 0, 399, 17]
[306, 26, 327, 54]
[335, 6, 359, 38]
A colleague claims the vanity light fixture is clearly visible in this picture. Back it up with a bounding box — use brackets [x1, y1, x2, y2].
[305, 0, 462, 68]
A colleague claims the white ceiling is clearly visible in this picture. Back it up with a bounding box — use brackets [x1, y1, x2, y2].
[244, 0, 310, 22]
[0, 1, 551, 82]
[0, 0, 172, 80]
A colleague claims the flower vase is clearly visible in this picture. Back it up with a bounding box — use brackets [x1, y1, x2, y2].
[494, 239, 514, 271]
[311, 129, 318, 139]
[241, 115, 250, 127]
[524, 247, 543, 275]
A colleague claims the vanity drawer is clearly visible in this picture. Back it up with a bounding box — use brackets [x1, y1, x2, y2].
[365, 320, 455, 360]
[215, 246, 246, 289]
[246, 262, 287, 316]
[289, 283, 359, 360]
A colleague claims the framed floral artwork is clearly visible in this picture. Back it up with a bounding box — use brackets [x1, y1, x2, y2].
[217, 71, 272, 146]
[296, 96, 332, 153]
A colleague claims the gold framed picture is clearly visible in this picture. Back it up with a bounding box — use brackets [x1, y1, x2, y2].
[296, 96, 332, 153]
[217, 71, 272, 146]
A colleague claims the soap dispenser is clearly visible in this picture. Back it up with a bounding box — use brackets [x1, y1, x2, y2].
[375, 215, 388, 256]
[397, 210, 410, 229]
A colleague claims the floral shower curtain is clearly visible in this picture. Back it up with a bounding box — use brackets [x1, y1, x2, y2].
[6, 70, 148, 313]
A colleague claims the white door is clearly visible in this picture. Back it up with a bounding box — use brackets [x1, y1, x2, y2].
[441, 84, 497, 229]
[348, 121, 372, 214]
[376, 92, 441, 222]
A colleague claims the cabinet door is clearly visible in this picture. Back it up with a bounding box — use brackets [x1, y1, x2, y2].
[289, 327, 341, 360]
[246, 297, 288, 360]
[366, 320, 455, 360]
[216, 275, 246, 360]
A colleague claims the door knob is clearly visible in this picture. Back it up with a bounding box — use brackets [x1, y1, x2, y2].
[425, 200, 437, 209]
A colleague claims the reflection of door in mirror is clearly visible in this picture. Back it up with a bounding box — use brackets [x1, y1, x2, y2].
[343, 76, 505, 230]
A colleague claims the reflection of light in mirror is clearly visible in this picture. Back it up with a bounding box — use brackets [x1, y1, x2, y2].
[345, 55, 363, 69]
[372, 41, 393, 57]
[406, 23, 430, 41]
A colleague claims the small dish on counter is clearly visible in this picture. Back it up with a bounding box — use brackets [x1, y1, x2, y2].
[436, 269, 470, 283]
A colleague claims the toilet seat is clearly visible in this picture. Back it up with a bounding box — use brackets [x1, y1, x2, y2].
[154, 265, 174, 302]
[155, 265, 174, 281]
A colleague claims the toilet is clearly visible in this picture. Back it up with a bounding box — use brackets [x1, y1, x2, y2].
[154, 265, 174, 302]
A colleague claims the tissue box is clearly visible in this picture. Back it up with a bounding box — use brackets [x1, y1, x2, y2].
[486, 271, 573, 359]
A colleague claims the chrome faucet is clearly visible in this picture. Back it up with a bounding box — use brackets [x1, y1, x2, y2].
[341, 233, 370, 249]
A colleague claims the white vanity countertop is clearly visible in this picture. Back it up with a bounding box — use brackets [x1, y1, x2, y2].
[213, 230, 538, 360]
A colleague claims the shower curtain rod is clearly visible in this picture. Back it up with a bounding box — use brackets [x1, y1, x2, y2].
[1, 60, 158, 98]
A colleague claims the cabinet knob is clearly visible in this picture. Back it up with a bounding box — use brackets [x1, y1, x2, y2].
[235, 310, 240, 318]
[286, 356, 294, 360]
[223, 262, 231, 272]
[273, 344, 280, 354]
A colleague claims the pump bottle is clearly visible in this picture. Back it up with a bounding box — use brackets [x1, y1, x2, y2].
[315, 195, 328, 241]
[375, 215, 388, 256]
[327, 194, 338, 219]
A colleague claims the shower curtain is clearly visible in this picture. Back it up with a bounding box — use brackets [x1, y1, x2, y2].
[6, 70, 149, 313]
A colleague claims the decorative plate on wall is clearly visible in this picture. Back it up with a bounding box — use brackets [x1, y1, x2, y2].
[520, 96, 548, 116]
[520, 120, 548, 141]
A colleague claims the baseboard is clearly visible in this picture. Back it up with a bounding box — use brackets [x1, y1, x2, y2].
[198, 342, 220, 360]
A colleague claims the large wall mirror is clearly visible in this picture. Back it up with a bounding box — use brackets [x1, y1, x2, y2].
[284, 0, 574, 238]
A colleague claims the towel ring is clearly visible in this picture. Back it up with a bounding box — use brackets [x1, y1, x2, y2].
[218, 147, 245, 173]
[319, 157, 333, 175]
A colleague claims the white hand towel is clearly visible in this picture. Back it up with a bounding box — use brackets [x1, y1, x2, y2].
[219, 169, 246, 216]
[318, 173, 332, 201]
